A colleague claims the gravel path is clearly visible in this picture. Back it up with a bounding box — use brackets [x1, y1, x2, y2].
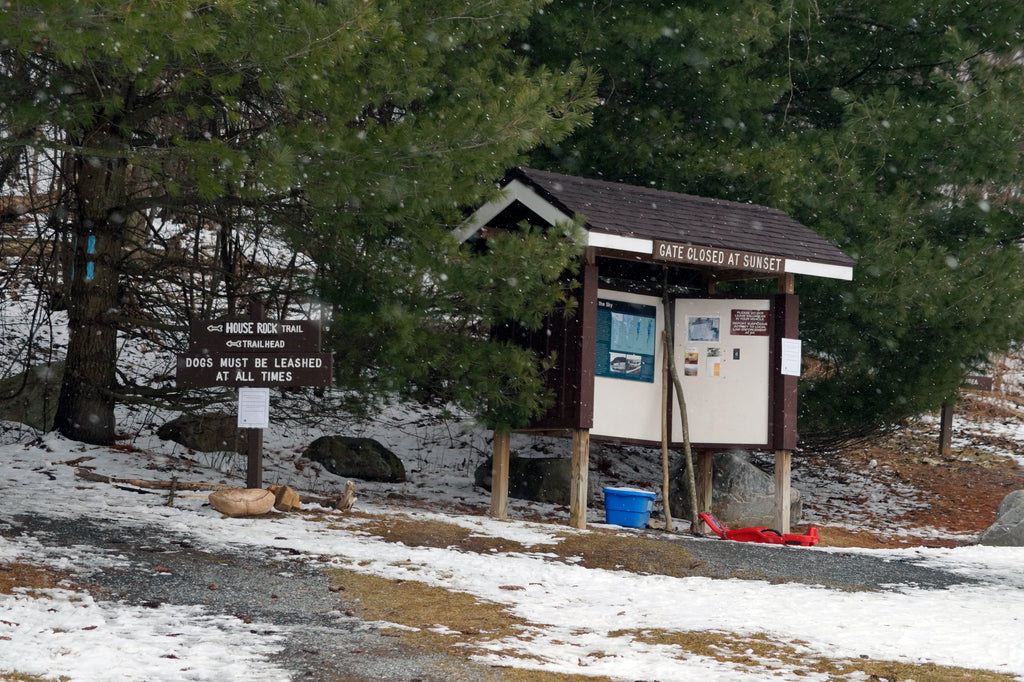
[9, 513, 506, 682]
[671, 532, 975, 590]
[8, 512, 978, 681]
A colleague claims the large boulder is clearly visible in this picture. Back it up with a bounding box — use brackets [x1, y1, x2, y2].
[304, 436, 406, 483]
[0, 361, 64, 431]
[978, 490, 1024, 547]
[475, 455, 572, 505]
[670, 451, 802, 527]
[157, 413, 246, 454]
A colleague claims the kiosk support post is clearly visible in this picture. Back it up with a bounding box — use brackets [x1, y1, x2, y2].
[569, 429, 590, 529]
[490, 429, 510, 520]
[696, 450, 713, 533]
[774, 450, 791, 534]
[774, 274, 796, 534]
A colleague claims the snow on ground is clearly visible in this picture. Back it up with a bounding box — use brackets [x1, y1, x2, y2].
[2, 406, 1024, 682]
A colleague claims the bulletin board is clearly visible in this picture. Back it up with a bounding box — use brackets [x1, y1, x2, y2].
[590, 292, 775, 447]
[671, 298, 771, 447]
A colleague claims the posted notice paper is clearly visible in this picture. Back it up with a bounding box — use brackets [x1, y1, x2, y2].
[238, 387, 271, 428]
[780, 338, 802, 377]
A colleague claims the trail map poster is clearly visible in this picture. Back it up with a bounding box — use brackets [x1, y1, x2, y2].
[595, 298, 657, 383]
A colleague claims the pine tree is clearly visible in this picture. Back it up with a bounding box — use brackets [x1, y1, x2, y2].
[0, 0, 594, 443]
[519, 0, 1024, 435]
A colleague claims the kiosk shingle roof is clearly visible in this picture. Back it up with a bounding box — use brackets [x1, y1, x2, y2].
[504, 167, 854, 269]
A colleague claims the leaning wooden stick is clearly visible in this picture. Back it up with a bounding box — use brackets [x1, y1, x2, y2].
[661, 329, 674, 532]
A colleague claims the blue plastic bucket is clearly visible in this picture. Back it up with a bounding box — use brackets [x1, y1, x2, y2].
[603, 487, 657, 528]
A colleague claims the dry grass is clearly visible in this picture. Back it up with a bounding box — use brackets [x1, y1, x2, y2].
[0, 563, 66, 594]
[956, 391, 1024, 420]
[350, 514, 533, 555]
[330, 568, 616, 682]
[547, 529, 700, 576]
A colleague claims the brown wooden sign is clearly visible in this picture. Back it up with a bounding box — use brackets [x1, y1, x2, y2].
[176, 352, 333, 388]
[653, 240, 785, 274]
[189, 319, 321, 353]
[964, 375, 995, 391]
[177, 318, 331, 388]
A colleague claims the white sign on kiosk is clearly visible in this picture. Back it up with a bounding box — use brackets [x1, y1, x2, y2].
[780, 337, 802, 377]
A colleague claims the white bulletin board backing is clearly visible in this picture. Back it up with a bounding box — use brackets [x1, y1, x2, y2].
[590, 290, 666, 442]
[671, 298, 771, 446]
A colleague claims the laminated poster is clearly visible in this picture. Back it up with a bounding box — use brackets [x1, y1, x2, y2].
[687, 315, 721, 343]
[595, 298, 657, 383]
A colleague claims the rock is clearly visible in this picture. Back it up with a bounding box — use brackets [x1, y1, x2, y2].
[978, 490, 1024, 546]
[209, 488, 275, 517]
[475, 455, 572, 505]
[157, 413, 246, 454]
[670, 451, 802, 527]
[304, 436, 406, 483]
[0, 361, 64, 431]
[268, 484, 301, 512]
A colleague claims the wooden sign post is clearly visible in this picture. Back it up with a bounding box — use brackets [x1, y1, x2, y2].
[176, 301, 332, 488]
[244, 301, 265, 489]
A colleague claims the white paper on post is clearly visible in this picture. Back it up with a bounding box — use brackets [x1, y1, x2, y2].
[780, 338, 802, 377]
[238, 387, 271, 429]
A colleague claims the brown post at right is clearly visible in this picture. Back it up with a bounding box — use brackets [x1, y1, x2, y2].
[938, 403, 955, 457]
[772, 282, 799, 535]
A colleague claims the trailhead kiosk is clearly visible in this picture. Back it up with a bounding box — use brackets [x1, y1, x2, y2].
[457, 167, 854, 531]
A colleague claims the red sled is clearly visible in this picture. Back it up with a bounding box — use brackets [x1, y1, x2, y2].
[699, 512, 819, 547]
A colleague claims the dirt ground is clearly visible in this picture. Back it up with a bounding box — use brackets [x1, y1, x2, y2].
[803, 391, 1024, 549]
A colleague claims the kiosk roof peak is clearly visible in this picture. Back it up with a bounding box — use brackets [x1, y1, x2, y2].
[457, 167, 854, 281]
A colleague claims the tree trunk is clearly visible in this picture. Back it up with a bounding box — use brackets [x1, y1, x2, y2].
[667, 322, 700, 530]
[53, 134, 127, 445]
